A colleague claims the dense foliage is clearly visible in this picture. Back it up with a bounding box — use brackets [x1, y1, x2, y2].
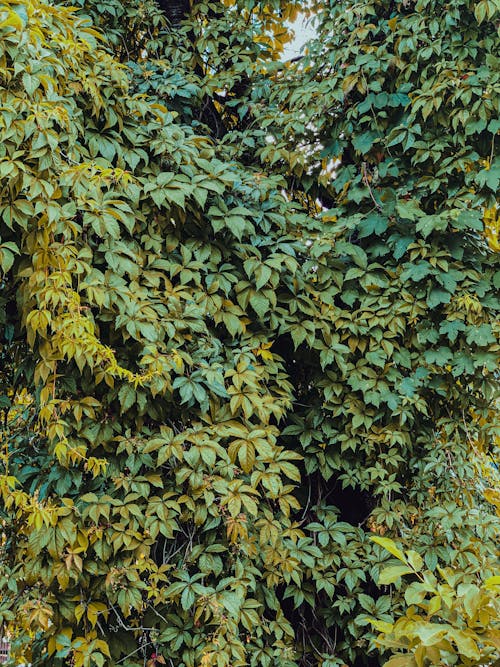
[0, 1, 498, 666]
[371, 537, 500, 666]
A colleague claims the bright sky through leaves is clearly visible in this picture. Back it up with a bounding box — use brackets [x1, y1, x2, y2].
[283, 13, 316, 59]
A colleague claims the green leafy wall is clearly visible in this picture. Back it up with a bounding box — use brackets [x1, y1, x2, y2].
[0, 1, 498, 666]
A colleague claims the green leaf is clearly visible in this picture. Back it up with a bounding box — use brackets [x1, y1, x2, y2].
[466, 323, 495, 346]
[455, 210, 483, 231]
[357, 213, 388, 238]
[219, 590, 243, 618]
[396, 200, 422, 221]
[118, 384, 136, 413]
[400, 261, 432, 282]
[427, 288, 451, 308]
[181, 586, 196, 610]
[249, 292, 270, 317]
[12, 3, 29, 26]
[416, 214, 448, 238]
[352, 131, 378, 154]
[475, 162, 499, 191]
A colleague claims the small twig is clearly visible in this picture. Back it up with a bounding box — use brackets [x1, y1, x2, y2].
[116, 640, 155, 665]
[300, 481, 312, 522]
[147, 603, 168, 624]
[362, 162, 382, 211]
[109, 601, 154, 633]
[59, 150, 80, 166]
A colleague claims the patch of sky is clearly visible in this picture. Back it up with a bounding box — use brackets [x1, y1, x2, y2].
[282, 12, 317, 61]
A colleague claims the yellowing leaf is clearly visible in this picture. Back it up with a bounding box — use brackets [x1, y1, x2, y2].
[370, 619, 394, 634]
[378, 565, 414, 585]
[384, 656, 417, 667]
[484, 575, 500, 590]
[371, 536, 408, 563]
[0, 9, 24, 30]
[388, 17, 398, 31]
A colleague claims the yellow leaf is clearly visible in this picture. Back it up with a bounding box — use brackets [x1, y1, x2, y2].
[255, 341, 274, 360]
[483, 206, 499, 251]
[484, 575, 500, 589]
[0, 10, 24, 30]
[388, 17, 398, 32]
[427, 595, 441, 616]
[484, 487, 500, 515]
[87, 602, 108, 627]
[384, 656, 417, 667]
[370, 536, 408, 563]
[370, 618, 394, 634]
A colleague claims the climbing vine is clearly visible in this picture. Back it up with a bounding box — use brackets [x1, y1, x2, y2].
[0, 1, 498, 666]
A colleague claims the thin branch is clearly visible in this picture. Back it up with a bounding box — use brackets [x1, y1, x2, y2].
[361, 162, 382, 211]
